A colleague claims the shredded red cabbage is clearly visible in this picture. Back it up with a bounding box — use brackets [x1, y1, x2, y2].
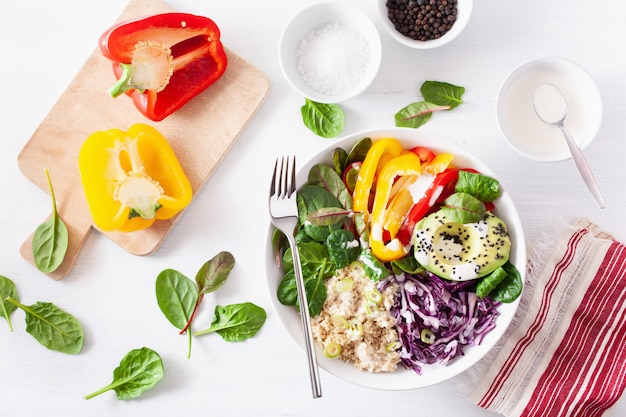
[378, 272, 501, 374]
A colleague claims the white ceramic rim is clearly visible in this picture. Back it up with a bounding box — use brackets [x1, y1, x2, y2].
[279, 2, 382, 103]
[496, 56, 603, 162]
[265, 127, 525, 390]
[377, 0, 473, 49]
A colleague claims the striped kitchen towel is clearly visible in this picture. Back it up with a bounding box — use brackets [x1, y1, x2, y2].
[467, 218, 626, 417]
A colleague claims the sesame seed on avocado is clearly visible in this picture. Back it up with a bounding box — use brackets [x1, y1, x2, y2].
[412, 211, 511, 281]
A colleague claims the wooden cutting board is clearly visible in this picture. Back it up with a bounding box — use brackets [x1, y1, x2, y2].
[17, 0, 271, 280]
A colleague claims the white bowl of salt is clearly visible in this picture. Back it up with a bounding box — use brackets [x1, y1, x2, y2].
[279, 2, 382, 103]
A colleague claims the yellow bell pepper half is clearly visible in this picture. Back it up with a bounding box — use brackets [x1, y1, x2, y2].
[369, 152, 422, 262]
[78, 124, 193, 232]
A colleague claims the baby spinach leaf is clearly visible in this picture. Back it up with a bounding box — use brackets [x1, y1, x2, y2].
[490, 262, 523, 303]
[439, 192, 486, 224]
[178, 251, 236, 335]
[333, 147, 348, 176]
[306, 207, 351, 227]
[277, 269, 298, 306]
[5, 297, 83, 354]
[456, 170, 501, 203]
[326, 229, 360, 269]
[0, 275, 18, 331]
[344, 137, 372, 167]
[297, 184, 343, 242]
[155, 269, 198, 330]
[194, 303, 267, 341]
[308, 164, 353, 209]
[32, 169, 68, 273]
[301, 99, 344, 138]
[476, 266, 508, 299]
[304, 268, 328, 317]
[277, 242, 334, 316]
[155, 269, 198, 358]
[394, 101, 451, 129]
[84, 347, 164, 400]
[196, 251, 235, 296]
[391, 256, 424, 275]
[420, 80, 465, 109]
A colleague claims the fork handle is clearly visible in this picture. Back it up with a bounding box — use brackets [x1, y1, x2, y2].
[288, 236, 323, 398]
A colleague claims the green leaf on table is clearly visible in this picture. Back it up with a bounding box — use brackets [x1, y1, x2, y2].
[0, 275, 18, 331]
[194, 302, 267, 341]
[420, 80, 465, 109]
[32, 169, 68, 273]
[195, 251, 235, 296]
[394, 101, 451, 129]
[301, 98, 344, 138]
[155, 269, 198, 358]
[155, 269, 198, 330]
[84, 347, 164, 400]
[5, 298, 83, 354]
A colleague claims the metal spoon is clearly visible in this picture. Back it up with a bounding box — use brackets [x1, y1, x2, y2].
[533, 83, 606, 208]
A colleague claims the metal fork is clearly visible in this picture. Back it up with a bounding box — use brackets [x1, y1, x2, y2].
[269, 155, 322, 399]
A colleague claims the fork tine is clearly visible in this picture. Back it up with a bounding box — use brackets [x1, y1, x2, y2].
[270, 158, 278, 197]
[271, 156, 296, 200]
[288, 155, 296, 197]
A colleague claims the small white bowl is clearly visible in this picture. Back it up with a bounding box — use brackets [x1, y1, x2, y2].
[377, 0, 473, 49]
[279, 2, 382, 103]
[496, 56, 603, 162]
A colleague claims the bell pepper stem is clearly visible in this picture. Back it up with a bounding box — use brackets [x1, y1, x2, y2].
[109, 63, 145, 98]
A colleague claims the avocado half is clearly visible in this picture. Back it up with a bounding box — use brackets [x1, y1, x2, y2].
[413, 211, 511, 281]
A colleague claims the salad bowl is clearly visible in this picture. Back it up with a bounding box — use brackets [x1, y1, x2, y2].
[265, 127, 525, 390]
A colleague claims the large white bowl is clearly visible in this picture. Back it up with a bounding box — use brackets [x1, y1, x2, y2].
[377, 0, 473, 49]
[265, 127, 525, 390]
[496, 56, 603, 162]
[279, 2, 382, 103]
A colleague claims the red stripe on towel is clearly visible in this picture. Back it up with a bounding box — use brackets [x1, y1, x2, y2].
[478, 229, 588, 409]
[522, 241, 626, 417]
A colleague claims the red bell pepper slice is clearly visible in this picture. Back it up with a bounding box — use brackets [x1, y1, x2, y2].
[99, 13, 228, 121]
[409, 146, 436, 163]
[395, 169, 459, 245]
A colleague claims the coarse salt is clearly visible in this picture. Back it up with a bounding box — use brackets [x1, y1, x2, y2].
[296, 22, 370, 98]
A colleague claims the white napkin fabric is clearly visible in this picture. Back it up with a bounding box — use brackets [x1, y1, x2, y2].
[467, 218, 626, 417]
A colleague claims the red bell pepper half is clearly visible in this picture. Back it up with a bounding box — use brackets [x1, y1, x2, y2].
[99, 13, 228, 121]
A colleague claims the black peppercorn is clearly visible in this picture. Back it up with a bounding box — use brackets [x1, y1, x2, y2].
[386, 0, 458, 41]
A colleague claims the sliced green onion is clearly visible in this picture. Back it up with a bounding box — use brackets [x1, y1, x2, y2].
[331, 314, 349, 329]
[324, 342, 342, 359]
[386, 341, 402, 352]
[420, 328, 436, 345]
[364, 302, 379, 315]
[333, 277, 354, 292]
[348, 320, 363, 338]
[364, 287, 382, 304]
[349, 260, 366, 275]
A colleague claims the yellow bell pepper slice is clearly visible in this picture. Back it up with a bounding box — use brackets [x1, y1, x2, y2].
[369, 152, 422, 262]
[352, 138, 404, 215]
[421, 153, 455, 175]
[78, 123, 193, 232]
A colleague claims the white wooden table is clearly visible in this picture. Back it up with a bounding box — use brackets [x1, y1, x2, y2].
[1, 0, 625, 416]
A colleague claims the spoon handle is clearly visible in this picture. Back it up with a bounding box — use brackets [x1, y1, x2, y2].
[560, 126, 606, 208]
